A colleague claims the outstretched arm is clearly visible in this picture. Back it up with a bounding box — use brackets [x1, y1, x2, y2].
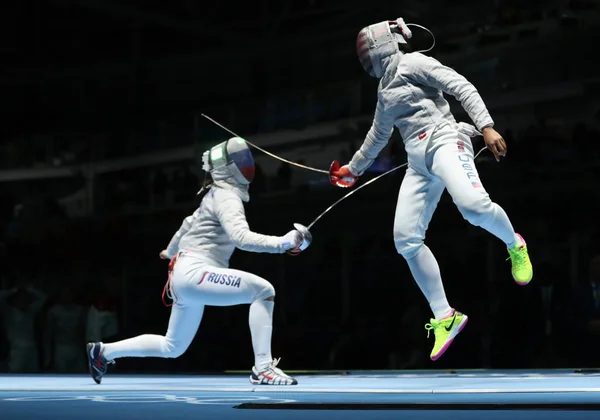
[215, 189, 292, 254]
[347, 99, 395, 176]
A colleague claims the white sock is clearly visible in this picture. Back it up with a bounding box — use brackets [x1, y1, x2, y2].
[102, 335, 168, 360]
[478, 203, 520, 248]
[249, 299, 274, 371]
[406, 245, 452, 320]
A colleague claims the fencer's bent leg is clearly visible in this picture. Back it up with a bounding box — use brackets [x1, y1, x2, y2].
[431, 136, 532, 285]
[102, 302, 204, 360]
[103, 256, 277, 364]
[182, 262, 275, 306]
[393, 167, 445, 259]
[393, 167, 452, 320]
[430, 138, 519, 246]
[172, 256, 277, 369]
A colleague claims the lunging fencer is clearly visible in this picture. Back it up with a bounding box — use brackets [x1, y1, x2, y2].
[330, 18, 533, 360]
[87, 137, 307, 385]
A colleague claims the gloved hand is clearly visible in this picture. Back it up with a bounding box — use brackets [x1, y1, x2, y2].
[329, 161, 358, 188]
[286, 223, 312, 256]
[159, 249, 170, 260]
[280, 229, 303, 252]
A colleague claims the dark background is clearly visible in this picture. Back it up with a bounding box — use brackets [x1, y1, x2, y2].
[1, 0, 600, 375]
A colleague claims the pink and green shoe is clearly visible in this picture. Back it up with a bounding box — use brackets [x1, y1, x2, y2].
[507, 234, 533, 285]
[425, 310, 469, 361]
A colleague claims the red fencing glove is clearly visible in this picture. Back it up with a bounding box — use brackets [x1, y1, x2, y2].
[329, 161, 358, 188]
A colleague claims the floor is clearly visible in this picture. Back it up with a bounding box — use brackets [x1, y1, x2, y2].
[1, 370, 599, 419]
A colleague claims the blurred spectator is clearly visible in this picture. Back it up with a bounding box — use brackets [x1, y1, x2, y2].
[86, 286, 120, 344]
[44, 286, 86, 373]
[0, 281, 47, 373]
[569, 253, 600, 366]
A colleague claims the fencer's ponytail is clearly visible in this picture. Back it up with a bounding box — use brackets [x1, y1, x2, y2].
[196, 171, 213, 199]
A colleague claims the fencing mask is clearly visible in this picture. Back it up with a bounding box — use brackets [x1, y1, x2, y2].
[356, 18, 413, 78]
[202, 137, 255, 185]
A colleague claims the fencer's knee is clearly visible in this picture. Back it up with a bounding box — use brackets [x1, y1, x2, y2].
[396, 241, 425, 260]
[394, 229, 424, 260]
[255, 282, 275, 302]
[456, 196, 494, 226]
[162, 338, 187, 358]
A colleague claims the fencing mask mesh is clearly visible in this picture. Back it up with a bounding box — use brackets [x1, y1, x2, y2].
[356, 18, 413, 78]
[202, 137, 255, 185]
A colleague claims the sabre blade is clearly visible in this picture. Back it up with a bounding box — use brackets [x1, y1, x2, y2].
[201, 114, 328, 174]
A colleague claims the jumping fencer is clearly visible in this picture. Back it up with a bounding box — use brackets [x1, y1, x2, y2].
[87, 137, 306, 385]
[330, 18, 533, 361]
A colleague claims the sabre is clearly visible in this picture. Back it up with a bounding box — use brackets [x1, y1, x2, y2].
[201, 114, 329, 174]
[290, 146, 490, 252]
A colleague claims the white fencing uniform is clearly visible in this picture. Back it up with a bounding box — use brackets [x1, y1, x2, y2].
[392, 123, 517, 259]
[102, 186, 291, 359]
[349, 53, 518, 257]
[99, 138, 302, 383]
[349, 42, 519, 320]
